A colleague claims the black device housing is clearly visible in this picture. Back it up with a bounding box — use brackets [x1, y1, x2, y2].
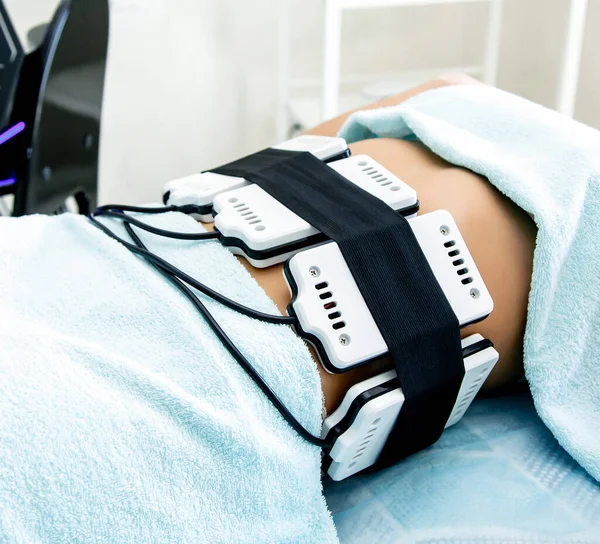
[0, 0, 109, 216]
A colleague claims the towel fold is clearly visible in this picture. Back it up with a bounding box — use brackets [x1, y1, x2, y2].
[339, 84, 600, 482]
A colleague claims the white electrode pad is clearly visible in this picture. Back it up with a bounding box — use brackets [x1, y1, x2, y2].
[164, 173, 247, 222]
[162, 135, 349, 222]
[285, 210, 494, 373]
[322, 334, 499, 480]
[212, 155, 419, 268]
[272, 135, 349, 159]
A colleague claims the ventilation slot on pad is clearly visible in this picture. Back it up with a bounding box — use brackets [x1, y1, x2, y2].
[234, 201, 264, 231]
[347, 420, 381, 469]
[444, 235, 475, 287]
[361, 162, 402, 192]
[314, 277, 346, 331]
[452, 376, 487, 421]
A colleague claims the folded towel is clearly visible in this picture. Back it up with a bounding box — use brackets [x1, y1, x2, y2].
[339, 84, 600, 482]
[0, 212, 338, 543]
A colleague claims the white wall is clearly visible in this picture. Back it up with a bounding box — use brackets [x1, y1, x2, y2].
[6, 0, 600, 204]
[99, 0, 250, 204]
[3, 0, 59, 52]
[576, 0, 600, 128]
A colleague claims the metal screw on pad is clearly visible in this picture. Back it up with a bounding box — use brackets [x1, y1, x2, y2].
[470, 288, 480, 299]
[440, 225, 450, 236]
[309, 267, 320, 278]
[339, 334, 350, 346]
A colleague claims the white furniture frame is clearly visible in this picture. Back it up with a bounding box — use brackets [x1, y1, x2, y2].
[276, 0, 588, 140]
[557, 0, 588, 118]
[320, 0, 503, 119]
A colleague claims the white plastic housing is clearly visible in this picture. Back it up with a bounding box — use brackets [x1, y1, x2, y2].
[328, 386, 404, 482]
[165, 173, 247, 222]
[323, 371, 398, 437]
[213, 155, 418, 267]
[163, 135, 349, 222]
[286, 210, 494, 372]
[324, 334, 499, 480]
[328, 154, 412, 205]
[272, 135, 348, 160]
[444, 334, 498, 428]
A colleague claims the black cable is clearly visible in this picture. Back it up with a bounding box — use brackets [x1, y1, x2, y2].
[87, 215, 297, 326]
[94, 209, 220, 241]
[95, 203, 201, 215]
[89, 215, 330, 449]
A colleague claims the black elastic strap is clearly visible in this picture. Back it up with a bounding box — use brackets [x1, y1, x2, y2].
[211, 148, 464, 463]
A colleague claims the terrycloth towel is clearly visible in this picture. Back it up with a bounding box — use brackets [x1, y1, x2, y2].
[339, 84, 600, 483]
[326, 391, 600, 543]
[0, 212, 338, 543]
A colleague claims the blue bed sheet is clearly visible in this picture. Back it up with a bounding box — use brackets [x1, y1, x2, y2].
[325, 391, 600, 544]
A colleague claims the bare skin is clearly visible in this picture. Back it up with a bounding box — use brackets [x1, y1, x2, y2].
[218, 75, 537, 414]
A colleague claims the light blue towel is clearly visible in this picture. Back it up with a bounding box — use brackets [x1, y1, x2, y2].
[339, 84, 600, 483]
[326, 391, 600, 543]
[0, 212, 338, 543]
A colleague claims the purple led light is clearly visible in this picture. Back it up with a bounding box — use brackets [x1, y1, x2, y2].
[0, 177, 17, 189]
[0, 122, 26, 146]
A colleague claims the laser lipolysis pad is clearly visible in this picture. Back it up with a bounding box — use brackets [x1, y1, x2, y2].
[163, 135, 350, 222]
[212, 154, 418, 267]
[285, 210, 494, 373]
[321, 334, 498, 480]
